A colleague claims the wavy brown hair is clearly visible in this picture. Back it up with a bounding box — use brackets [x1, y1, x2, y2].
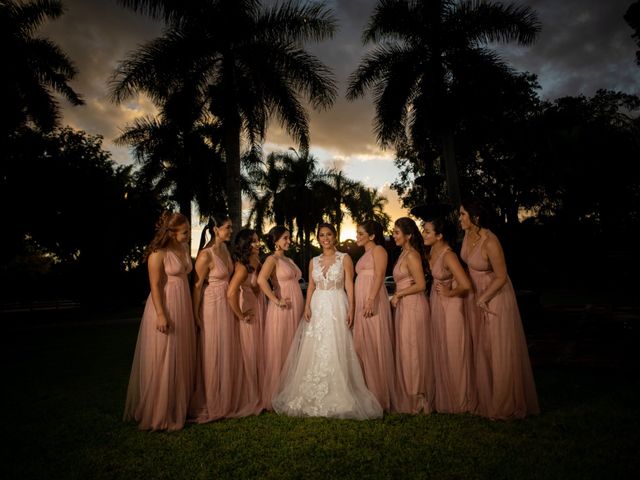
[144, 211, 189, 261]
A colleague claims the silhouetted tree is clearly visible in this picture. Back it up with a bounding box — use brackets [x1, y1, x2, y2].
[625, 0, 640, 65]
[113, 0, 337, 230]
[347, 0, 540, 205]
[0, 0, 82, 136]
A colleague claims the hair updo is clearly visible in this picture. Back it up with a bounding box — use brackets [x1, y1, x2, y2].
[360, 220, 385, 246]
[266, 226, 289, 252]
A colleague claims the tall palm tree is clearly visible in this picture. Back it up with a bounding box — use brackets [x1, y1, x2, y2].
[347, 0, 540, 205]
[1, 0, 83, 135]
[112, 0, 337, 230]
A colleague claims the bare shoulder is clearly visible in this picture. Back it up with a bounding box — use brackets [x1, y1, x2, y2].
[373, 245, 388, 257]
[483, 231, 503, 253]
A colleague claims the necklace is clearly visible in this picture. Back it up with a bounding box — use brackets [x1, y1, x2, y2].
[468, 228, 482, 248]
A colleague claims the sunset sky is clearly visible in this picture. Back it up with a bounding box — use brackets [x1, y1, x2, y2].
[41, 0, 639, 243]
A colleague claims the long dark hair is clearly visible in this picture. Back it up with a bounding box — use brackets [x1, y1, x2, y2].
[266, 225, 289, 252]
[395, 217, 427, 269]
[199, 213, 230, 252]
[360, 220, 385, 246]
[234, 228, 257, 273]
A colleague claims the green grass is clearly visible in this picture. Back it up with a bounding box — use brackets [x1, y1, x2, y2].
[4, 320, 639, 479]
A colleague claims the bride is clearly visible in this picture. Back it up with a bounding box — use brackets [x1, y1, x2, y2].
[273, 223, 383, 419]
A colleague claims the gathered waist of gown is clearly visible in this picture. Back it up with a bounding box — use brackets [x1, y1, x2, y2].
[166, 273, 188, 282]
[356, 269, 374, 276]
[205, 279, 229, 290]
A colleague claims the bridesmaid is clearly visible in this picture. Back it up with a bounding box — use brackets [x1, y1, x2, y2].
[422, 215, 475, 413]
[459, 199, 539, 419]
[257, 226, 304, 411]
[353, 220, 396, 412]
[190, 214, 246, 422]
[228, 229, 266, 414]
[390, 217, 434, 414]
[124, 212, 196, 431]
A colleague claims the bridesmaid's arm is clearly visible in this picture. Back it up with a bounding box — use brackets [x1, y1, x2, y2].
[438, 251, 471, 298]
[258, 256, 286, 308]
[343, 254, 355, 327]
[303, 259, 316, 321]
[228, 262, 251, 322]
[365, 246, 388, 317]
[192, 250, 211, 328]
[477, 236, 508, 307]
[148, 250, 169, 334]
[391, 251, 426, 307]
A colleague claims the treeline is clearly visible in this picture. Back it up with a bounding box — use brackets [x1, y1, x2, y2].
[1, 0, 639, 305]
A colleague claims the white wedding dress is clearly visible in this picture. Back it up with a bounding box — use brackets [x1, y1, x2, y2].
[273, 252, 383, 419]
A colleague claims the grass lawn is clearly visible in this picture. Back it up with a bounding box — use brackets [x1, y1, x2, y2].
[3, 315, 639, 479]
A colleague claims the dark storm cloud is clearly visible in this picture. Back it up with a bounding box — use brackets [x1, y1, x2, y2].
[496, 0, 639, 99]
[41, 0, 639, 163]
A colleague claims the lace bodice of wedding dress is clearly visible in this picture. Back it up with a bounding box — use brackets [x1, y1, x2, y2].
[272, 251, 383, 419]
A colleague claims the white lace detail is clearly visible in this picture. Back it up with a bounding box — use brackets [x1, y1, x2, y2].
[313, 252, 345, 291]
[273, 252, 383, 419]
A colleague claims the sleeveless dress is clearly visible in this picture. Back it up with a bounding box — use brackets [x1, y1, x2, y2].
[262, 255, 304, 410]
[353, 247, 397, 412]
[190, 250, 246, 422]
[124, 248, 196, 431]
[461, 231, 539, 419]
[238, 267, 267, 413]
[273, 252, 383, 419]
[430, 248, 475, 413]
[392, 254, 434, 414]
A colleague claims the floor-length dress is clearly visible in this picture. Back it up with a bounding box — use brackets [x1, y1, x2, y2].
[273, 252, 383, 419]
[124, 248, 196, 431]
[190, 250, 246, 422]
[393, 255, 434, 414]
[430, 248, 475, 413]
[238, 268, 267, 414]
[353, 248, 396, 411]
[262, 255, 304, 410]
[461, 231, 539, 419]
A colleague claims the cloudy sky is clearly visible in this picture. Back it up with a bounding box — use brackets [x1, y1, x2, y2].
[40, 0, 639, 238]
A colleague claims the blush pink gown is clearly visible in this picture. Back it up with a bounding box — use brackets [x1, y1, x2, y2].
[190, 250, 247, 422]
[392, 256, 434, 414]
[430, 248, 475, 413]
[238, 267, 267, 414]
[353, 248, 396, 412]
[124, 248, 196, 431]
[461, 231, 539, 420]
[262, 255, 304, 410]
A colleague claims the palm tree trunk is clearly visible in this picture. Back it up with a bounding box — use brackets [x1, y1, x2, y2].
[442, 130, 461, 206]
[223, 122, 242, 233]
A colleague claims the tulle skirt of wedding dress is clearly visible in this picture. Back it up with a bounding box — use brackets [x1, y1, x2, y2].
[273, 289, 383, 420]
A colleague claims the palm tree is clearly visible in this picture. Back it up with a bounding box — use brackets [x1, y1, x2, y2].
[1, 0, 83, 135]
[243, 151, 285, 235]
[112, 0, 337, 230]
[347, 0, 540, 205]
[351, 186, 391, 231]
[324, 169, 364, 242]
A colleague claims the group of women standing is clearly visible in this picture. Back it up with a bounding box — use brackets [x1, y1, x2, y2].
[124, 199, 539, 431]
